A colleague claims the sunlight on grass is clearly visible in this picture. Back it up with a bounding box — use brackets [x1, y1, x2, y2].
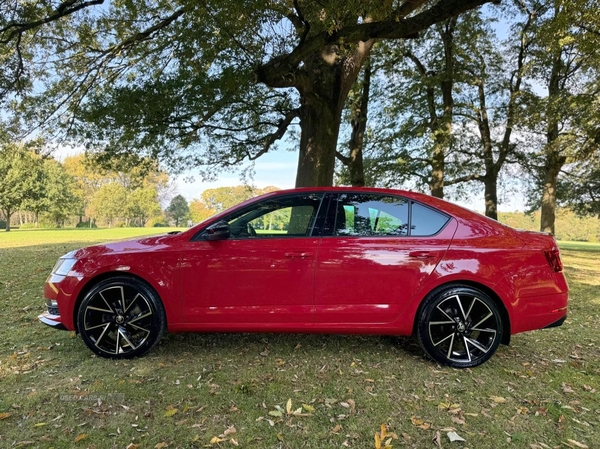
[0, 227, 185, 249]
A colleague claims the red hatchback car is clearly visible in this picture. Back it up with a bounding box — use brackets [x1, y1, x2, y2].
[39, 187, 568, 368]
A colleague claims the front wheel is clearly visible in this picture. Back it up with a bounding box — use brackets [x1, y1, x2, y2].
[77, 276, 166, 359]
[416, 285, 503, 368]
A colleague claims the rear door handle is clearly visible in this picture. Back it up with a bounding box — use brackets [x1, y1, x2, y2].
[285, 252, 313, 259]
[408, 251, 435, 259]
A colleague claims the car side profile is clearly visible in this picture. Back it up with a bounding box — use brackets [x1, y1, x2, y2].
[39, 187, 568, 368]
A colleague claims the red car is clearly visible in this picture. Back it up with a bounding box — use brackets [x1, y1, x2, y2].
[39, 187, 568, 367]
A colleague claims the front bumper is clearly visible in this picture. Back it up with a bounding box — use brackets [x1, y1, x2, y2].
[38, 312, 67, 330]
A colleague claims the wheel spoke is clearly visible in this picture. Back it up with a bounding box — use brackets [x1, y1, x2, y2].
[94, 323, 111, 349]
[429, 320, 456, 326]
[125, 293, 144, 313]
[436, 304, 456, 322]
[471, 327, 497, 335]
[98, 292, 115, 313]
[85, 321, 111, 331]
[114, 328, 121, 354]
[462, 336, 472, 362]
[129, 311, 152, 324]
[472, 311, 493, 330]
[119, 286, 126, 312]
[464, 336, 491, 354]
[446, 333, 456, 359]
[129, 322, 152, 335]
[453, 295, 467, 320]
[118, 327, 138, 350]
[432, 331, 454, 347]
[464, 297, 476, 320]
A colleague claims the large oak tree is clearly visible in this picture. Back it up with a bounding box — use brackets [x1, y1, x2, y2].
[2, 0, 494, 187]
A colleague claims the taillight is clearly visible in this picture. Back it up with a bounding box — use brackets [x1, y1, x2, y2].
[543, 248, 563, 272]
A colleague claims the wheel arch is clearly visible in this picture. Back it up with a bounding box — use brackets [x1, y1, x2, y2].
[412, 280, 511, 345]
[72, 271, 167, 334]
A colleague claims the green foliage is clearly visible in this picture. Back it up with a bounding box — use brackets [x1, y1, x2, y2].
[166, 194, 189, 227]
[75, 220, 97, 229]
[0, 141, 43, 231]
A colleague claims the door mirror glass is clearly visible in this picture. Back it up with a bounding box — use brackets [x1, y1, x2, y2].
[202, 220, 231, 241]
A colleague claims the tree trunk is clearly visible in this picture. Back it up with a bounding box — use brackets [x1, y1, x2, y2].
[540, 151, 565, 234]
[484, 177, 498, 220]
[430, 143, 445, 198]
[3, 209, 11, 231]
[294, 41, 374, 187]
[540, 52, 565, 235]
[345, 58, 372, 187]
[295, 99, 340, 187]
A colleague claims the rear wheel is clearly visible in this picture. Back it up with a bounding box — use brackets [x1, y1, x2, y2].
[416, 285, 503, 368]
[77, 276, 166, 359]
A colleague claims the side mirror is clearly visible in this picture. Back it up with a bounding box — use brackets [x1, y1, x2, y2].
[201, 220, 230, 241]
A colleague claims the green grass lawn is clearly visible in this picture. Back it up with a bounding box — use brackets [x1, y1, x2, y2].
[0, 231, 598, 448]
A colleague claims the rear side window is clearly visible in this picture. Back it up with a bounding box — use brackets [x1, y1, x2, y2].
[329, 193, 449, 237]
[333, 194, 409, 236]
[411, 202, 450, 236]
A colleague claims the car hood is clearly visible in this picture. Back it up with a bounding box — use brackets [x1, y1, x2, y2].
[71, 234, 178, 259]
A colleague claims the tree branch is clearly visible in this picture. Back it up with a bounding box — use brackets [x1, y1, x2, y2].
[0, 0, 105, 44]
[257, 0, 493, 87]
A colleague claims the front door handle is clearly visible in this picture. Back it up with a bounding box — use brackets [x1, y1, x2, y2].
[285, 252, 313, 259]
[408, 251, 435, 259]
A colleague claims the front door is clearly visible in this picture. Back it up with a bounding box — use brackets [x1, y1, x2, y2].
[180, 193, 326, 325]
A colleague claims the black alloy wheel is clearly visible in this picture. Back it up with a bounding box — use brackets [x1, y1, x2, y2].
[77, 276, 166, 359]
[416, 285, 503, 368]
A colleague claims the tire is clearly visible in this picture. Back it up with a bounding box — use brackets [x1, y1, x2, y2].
[76, 276, 166, 359]
[416, 285, 503, 368]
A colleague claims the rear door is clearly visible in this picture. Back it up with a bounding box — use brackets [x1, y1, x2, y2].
[314, 193, 456, 324]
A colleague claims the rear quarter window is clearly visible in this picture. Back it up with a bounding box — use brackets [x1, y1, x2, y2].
[410, 202, 450, 236]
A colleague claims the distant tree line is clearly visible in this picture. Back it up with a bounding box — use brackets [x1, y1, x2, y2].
[0, 142, 173, 231]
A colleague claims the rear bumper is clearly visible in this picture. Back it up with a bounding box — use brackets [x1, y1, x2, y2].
[510, 291, 568, 334]
[38, 312, 67, 331]
[544, 314, 567, 329]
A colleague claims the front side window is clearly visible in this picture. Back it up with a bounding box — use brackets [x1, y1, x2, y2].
[333, 194, 409, 236]
[226, 194, 324, 238]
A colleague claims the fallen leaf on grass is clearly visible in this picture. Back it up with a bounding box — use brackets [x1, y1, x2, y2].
[302, 403, 315, 412]
[155, 443, 168, 449]
[73, 433, 87, 443]
[410, 417, 431, 430]
[0, 412, 10, 420]
[490, 396, 506, 403]
[164, 408, 178, 417]
[447, 431, 465, 442]
[374, 424, 397, 449]
[210, 436, 226, 444]
[564, 439, 589, 449]
[332, 424, 342, 434]
[433, 431, 442, 448]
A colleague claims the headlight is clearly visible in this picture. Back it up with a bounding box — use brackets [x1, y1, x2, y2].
[52, 251, 78, 276]
[52, 258, 77, 276]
